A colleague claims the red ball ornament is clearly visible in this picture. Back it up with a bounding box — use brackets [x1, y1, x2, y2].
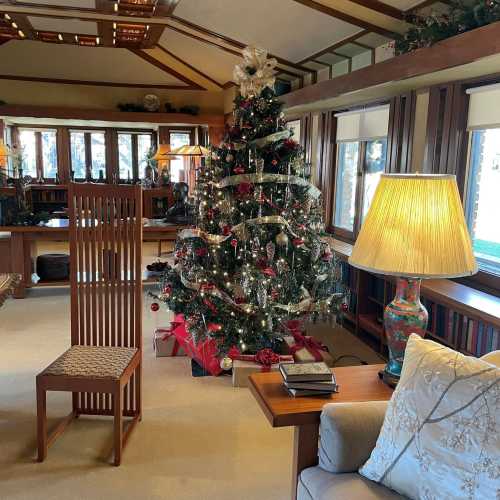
[195, 247, 208, 257]
[340, 303, 349, 312]
[230, 238, 238, 248]
[271, 159, 278, 166]
[222, 225, 232, 236]
[207, 322, 223, 332]
[163, 285, 172, 296]
[150, 302, 160, 312]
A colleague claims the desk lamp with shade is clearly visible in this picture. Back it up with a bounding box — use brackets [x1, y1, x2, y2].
[152, 144, 172, 186]
[348, 173, 477, 385]
[0, 141, 11, 186]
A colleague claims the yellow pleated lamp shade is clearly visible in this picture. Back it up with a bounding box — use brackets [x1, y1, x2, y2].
[168, 145, 210, 156]
[348, 174, 477, 279]
[0, 141, 10, 157]
[152, 144, 171, 161]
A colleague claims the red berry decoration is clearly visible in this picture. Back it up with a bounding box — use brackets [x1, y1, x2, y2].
[230, 238, 238, 248]
[150, 302, 160, 312]
[341, 303, 349, 312]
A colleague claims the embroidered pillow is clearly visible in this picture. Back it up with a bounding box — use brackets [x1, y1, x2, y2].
[359, 334, 500, 500]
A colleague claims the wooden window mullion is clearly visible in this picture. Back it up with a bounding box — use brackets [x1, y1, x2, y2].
[35, 131, 43, 181]
[84, 132, 92, 180]
[131, 133, 139, 181]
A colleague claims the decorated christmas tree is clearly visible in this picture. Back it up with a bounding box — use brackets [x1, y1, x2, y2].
[156, 46, 345, 363]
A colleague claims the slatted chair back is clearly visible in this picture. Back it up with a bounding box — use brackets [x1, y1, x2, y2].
[68, 183, 143, 415]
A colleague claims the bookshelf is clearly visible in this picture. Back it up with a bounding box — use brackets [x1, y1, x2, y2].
[25, 185, 68, 214]
[328, 237, 500, 359]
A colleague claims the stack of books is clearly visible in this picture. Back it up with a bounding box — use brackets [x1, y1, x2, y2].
[280, 362, 339, 397]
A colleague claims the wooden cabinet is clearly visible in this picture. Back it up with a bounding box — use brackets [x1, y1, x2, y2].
[142, 186, 174, 219]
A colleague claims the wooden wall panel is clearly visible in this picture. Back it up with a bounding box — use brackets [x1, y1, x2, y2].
[387, 91, 416, 173]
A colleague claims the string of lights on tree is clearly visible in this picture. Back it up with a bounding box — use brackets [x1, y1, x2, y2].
[152, 46, 346, 359]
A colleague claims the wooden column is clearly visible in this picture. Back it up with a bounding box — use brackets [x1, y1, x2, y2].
[56, 127, 71, 183]
[208, 125, 224, 147]
[105, 128, 118, 183]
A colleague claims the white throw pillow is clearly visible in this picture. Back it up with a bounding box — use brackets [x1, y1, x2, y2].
[359, 333, 499, 500]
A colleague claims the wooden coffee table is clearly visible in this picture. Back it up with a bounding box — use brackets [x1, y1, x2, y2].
[248, 364, 393, 500]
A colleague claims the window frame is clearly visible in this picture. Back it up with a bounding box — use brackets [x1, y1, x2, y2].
[331, 138, 387, 242]
[69, 128, 107, 182]
[17, 126, 58, 182]
[117, 129, 156, 182]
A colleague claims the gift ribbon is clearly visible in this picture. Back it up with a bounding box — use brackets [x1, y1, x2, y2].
[228, 347, 293, 372]
[289, 332, 327, 362]
[155, 325, 182, 356]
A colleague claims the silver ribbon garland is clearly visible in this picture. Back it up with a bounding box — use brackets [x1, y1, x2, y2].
[214, 173, 321, 199]
[179, 269, 340, 316]
[225, 129, 292, 151]
[178, 215, 301, 245]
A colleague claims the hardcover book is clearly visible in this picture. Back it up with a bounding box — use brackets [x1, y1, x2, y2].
[279, 361, 332, 382]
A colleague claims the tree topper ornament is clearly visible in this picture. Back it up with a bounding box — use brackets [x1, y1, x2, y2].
[233, 46, 277, 98]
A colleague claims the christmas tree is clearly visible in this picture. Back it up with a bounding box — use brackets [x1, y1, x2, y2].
[156, 46, 345, 359]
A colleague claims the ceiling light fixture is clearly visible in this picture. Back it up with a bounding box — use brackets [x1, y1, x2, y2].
[11, 22, 18, 29]
[96, 37, 100, 45]
[114, 3, 118, 12]
[113, 22, 117, 30]
[4, 14, 11, 20]
[58, 33, 63, 41]
[18, 30, 25, 38]
[74, 35, 79, 42]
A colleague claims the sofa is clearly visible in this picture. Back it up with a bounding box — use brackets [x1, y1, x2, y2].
[298, 349, 500, 500]
[298, 400, 405, 499]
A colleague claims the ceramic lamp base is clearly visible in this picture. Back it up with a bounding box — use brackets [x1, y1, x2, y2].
[384, 277, 428, 381]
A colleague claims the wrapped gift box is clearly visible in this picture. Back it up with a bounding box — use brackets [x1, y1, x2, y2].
[153, 327, 186, 357]
[283, 335, 334, 367]
[171, 314, 223, 376]
[232, 358, 293, 388]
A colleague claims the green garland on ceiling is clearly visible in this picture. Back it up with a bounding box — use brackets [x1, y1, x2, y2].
[396, 0, 500, 55]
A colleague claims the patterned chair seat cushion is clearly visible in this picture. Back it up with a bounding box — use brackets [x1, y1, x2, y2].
[42, 345, 138, 379]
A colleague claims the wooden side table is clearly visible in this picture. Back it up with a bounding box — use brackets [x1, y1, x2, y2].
[248, 364, 393, 500]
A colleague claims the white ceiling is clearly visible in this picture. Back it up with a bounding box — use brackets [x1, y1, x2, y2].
[0, 40, 189, 86]
[175, 0, 361, 62]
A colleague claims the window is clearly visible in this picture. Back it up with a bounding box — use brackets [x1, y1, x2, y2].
[286, 119, 301, 143]
[361, 139, 387, 221]
[118, 132, 154, 181]
[70, 131, 106, 180]
[169, 131, 191, 183]
[466, 129, 500, 276]
[334, 142, 359, 231]
[332, 106, 389, 238]
[18, 128, 58, 180]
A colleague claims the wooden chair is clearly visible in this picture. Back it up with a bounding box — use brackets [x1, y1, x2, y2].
[36, 183, 143, 466]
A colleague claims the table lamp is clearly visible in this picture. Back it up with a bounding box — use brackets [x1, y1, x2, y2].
[167, 145, 211, 157]
[348, 174, 477, 385]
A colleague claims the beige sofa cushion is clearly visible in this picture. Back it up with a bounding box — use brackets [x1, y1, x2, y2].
[319, 400, 388, 473]
[298, 466, 405, 500]
[360, 334, 500, 500]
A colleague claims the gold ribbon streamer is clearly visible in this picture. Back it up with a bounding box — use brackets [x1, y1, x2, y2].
[214, 173, 321, 199]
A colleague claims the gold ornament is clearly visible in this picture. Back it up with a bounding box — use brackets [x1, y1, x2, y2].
[276, 231, 289, 247]
[220, 357, 233, 371]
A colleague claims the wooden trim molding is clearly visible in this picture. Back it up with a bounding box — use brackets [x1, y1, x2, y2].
[0, 105, 225, 127]
[348, 0, 404, 20]
[0, 74, 194, 90]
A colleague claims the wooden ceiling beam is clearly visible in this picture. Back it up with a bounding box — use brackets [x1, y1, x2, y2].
[289, 0, 398, 38]
[155, 44, 223, 89]
[168, 15, 313, 74]
[129, 49, 204, 89]
[347, 0, 404, 20]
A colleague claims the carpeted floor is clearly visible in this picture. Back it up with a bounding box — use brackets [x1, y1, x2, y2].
[0, 242, 384, 500]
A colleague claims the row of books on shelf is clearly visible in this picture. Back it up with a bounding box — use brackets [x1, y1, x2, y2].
[424, 298, 500, 357]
